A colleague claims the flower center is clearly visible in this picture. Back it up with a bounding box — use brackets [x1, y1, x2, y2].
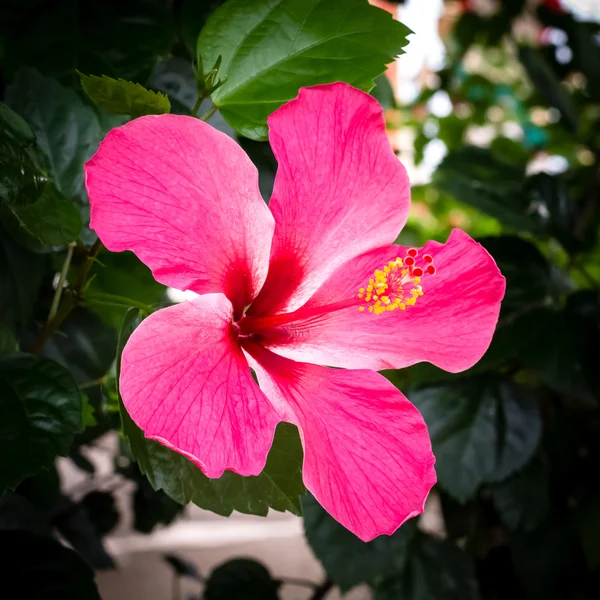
[357, 248, 436, 315]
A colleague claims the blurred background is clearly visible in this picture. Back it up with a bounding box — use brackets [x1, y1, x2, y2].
[2, 0, 600, 599]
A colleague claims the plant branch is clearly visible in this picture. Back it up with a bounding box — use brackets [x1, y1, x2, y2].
[199, 102, 217, 121]
[48, 243, 75, 322]
[28, 239, 104, 354]
[191, 94, 204, 117]
[84, 292, 154, 313]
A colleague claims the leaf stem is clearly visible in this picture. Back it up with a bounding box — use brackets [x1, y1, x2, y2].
[79, 377, 105, 390]
[199, 103, 217, 121]
[191, 95, 204, 117]
[48, 243, 75, 322]
[28, 239, 104, 354]
[84, 292, 154, 313]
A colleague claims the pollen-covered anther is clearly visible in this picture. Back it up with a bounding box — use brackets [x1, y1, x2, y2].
[357, 249, 435, 315]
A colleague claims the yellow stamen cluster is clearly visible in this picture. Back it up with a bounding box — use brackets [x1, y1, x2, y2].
[357, 257, 424, 315]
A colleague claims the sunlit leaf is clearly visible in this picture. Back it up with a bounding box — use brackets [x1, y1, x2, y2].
[197, 0, 411, 139]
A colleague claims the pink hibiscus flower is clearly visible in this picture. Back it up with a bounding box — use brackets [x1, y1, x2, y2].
[85, 83, 505, 541]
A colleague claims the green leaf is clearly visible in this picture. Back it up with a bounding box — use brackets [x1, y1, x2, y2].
[132, 469, 185, 533]
[524, 172, 582, 253]
[78, 73, 171, 118]
[518, 45, 578, 134]
[42, 307, 118, 385]
[3, 0, 173, 86]
[204, 559, 280, 600]
[197, 0, 412, 139]
[8, 184, 82, 245]
[117, 309, 306, 517]
[6, 69, 103, 200]
[237, 137, 277, 202]
[478, 236, 555, 310]
[0, 101, 82, 245]
[87, 250, 166, 330]
[371, 73, 397, 110]
[0, 101, 35, 141]
[0, 530, 101, 599]
[302, 493, 418, 591]
[411, 378, 541, 501]
[0, 354, 82, 490]
[81, 394, 97, 428]
[374, 533, 479, 600]
[433, 147, 546, 232]
[491, 455, 549, 533]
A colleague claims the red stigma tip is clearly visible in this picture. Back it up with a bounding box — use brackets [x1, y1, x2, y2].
[424, 254, 433, 263]
[412, 267, 423, 277]
[407, 248, 418, 258]
[426, 265, 436, 275]
[404, 256, 415, 266]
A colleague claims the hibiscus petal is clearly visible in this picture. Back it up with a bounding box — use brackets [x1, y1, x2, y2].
[85, 115, 274, 314]
[259, 229, 505, 372]
[244, 343, 436, 542]
[120, 294, 280, 478]
[248, 82, 410, 316]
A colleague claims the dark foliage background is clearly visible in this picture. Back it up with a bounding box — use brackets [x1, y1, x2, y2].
[1, 0, 599, 598]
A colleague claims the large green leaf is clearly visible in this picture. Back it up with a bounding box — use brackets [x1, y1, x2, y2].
[0, 101, 82, 245]
[42, 307, 118, 385]
[197, 0, 412, 139]
[374, 533, 479, 600]
[78, 73, 171, 118]
[524, 172, 586, 254]
[3, 0, 172, 86]
[130, 468, 184, 533]
[117, 309, 306, 517]
[6, 69, 102, 200]
[237, 137, 277, 202]
[478, 236, 556, 310]
[433, 147, 546, 232]
[204, 559, 281, 600]
[371, 73, 398, 110]
[6, 185, 82, 246]
[411, 378, 541, 501]
[0, 531, 101, 599]
[86, 250, 166, 330]
[302, 493, 418, 591]
[0, 354, 82, 490]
